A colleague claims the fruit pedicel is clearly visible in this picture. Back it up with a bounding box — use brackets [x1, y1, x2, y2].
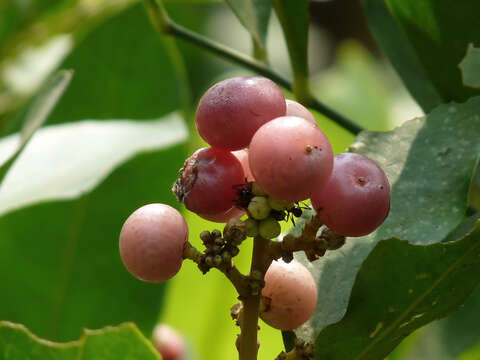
[118, 76, 391, 358]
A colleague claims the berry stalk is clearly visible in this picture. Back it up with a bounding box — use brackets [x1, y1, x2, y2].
[238, 235, 272, 360]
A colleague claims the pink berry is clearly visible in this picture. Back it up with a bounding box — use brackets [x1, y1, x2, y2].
[195, 76, 286, 150]
[152, 324, 186, 360]
[285, 99, 316, 124]
[260, 260, 317, 330]
[311, 153, 391, 237]
[119, 204, 188, 283]
[232, 149, 255, 182]
[249, 116, 334, 202]
[198, 206, 245, 223]
[172, 148, 245, 215]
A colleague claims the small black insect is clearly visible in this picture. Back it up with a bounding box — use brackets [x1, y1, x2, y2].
[233, 181, 254, 209]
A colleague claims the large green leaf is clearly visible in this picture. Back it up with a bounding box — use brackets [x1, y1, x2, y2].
[0, 117, 187, 341]
[0, 115, 186, 216]
[315, 220, 480, 360]
[386, 0, 480, 103]
[0, 321, 160, 360]
[360, 0, 442, 112]
[225, 0, 271, 57]
[0, 70, 72, 184]
[290, 96, 480, 346]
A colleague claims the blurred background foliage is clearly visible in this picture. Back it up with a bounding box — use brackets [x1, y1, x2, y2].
[0, 0, 478, 359]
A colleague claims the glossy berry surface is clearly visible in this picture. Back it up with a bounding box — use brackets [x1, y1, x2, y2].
[172, 148, 245, 215]
[285, 99, 316, 124]
[152, 324, 186, 360]
[119, 204, 188, 283]
[195, 76, 286, 150]
[260, 260, 317, 330]
[311, 152, 391, 237]
[249, 116, 334, 202]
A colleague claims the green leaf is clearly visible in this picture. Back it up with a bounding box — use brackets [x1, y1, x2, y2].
[459, 44, 480, 89]
[272, 0, 309, 100]
[0, 116, 187, 341]
[0, 70, 72, 185]
[291, 96, 480, 346]
[386, 0, 480, 103]
[225, 0, 271, 56]
[0, 321, 160, 360]
[360, 0, 442, 112]
[387, 284, 480, 360]
[315, 220, 480, 360]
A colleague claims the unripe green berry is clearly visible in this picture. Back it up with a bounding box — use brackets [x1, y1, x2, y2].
[205, 255, 214, 267]
[268, 196, 292, 211]
[213, 254, 223, 266]
[248, 196, 271, 220]
[244, 218, 259, 237]
[222, 251, 232, 263]
[258, 218, 281, 239]
[252, 182, 268, 196]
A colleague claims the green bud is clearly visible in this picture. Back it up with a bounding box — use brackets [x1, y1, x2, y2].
[252, 182, 268, 196]
[248, 196, 271, 220]
[267, 196, 292, 211]
[244, 218, 259, 237]
[258, 218, 281, 239]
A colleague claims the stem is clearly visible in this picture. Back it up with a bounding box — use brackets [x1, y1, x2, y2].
[238, 236, 272, 360]
[142, 0, 363, 135]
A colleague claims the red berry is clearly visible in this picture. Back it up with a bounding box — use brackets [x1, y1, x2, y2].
[195, 76, 286, 150]
[232, 149, 255, 182]
[152, 324, 186, 360]
[172, 148, 245, 215]
[311, 153, 391, 237]
[249, 116, 334, 202]
[285, 99, 316, 124]
[260, 260, 317, 330]
[198, 206, 245, 223]
[119, 204, 188, 283]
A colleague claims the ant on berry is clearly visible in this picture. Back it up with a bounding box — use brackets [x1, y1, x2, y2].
[233, 180, 254, 209]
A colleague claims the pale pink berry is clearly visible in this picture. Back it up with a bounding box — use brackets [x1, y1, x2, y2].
[311, 153, 390, 237]
[260, 260, 317, 330]
[152, 324, 186, 360]
[232, 149, 255, 181]
[249, 116, 334, 202]
[119, 204, 188, 283]
[195, 76, 286, 150]
[285, 99, 316, 124]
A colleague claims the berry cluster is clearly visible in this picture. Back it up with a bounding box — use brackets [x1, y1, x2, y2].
[118, 76, 391, 343]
